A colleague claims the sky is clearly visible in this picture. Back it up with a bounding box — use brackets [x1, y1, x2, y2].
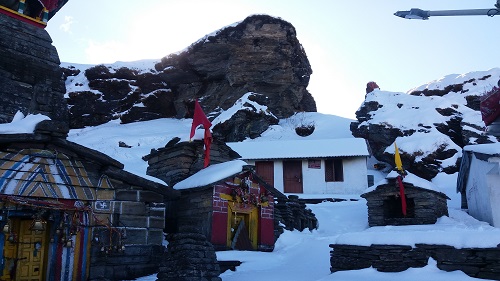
[45, 0, 500, 119]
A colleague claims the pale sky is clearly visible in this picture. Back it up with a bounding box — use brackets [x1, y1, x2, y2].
[46, 0, 500, 119]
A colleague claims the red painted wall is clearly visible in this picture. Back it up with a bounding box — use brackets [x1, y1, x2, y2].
[211, 185, 229, 246]
[259, 195, 274, 247]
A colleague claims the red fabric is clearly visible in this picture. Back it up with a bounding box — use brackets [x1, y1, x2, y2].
[190, 100, 212, 167]
[480, 87, 500, 126]
[397, 176, 407, 216]
[40, 0, 59, 11]
[190, 100, 211, 139]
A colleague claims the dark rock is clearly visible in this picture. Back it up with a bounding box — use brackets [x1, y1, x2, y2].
[351, 81, 499, 180]
[64, 14, 317, 141]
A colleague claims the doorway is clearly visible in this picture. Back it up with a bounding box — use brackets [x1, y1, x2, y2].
[283, 160, 303, 193]
[2, 218, 48, 281]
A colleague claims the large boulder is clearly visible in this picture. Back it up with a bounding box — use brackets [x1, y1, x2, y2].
[64, 14, 316, 141]
[154, 14, 316, 119]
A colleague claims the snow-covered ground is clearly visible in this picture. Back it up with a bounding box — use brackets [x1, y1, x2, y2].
[133, 194, 498, 281]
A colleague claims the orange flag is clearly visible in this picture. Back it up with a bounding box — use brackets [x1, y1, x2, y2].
[190, 100, 212, 168]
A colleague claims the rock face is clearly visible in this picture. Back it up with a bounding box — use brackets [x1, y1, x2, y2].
[0, 13, 68, 124]
[351, 75, 500, 180]
[64, 14, 316, 141]
[154, 14, 316, 119]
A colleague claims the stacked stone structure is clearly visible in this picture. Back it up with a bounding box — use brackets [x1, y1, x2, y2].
[330, 243, 500, 280]
[0, 12, 68, 124]
[361, 178, 449, 227]
[157, 226, 221, 281]
[274, 195, 318, 240]
[143, 139, 240, 187]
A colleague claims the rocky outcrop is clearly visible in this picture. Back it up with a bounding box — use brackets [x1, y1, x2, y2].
[0, 12, 68, 124]
[154, 14, 316, 119]
[351, 75, 500, 180]
[64, 14, 316, 141]
[64, 64, 175, 128]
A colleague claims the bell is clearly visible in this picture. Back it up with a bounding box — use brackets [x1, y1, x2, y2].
[65, 240, 73, 248]
[2, 223, 10, 234]
[30, 219, 45, 232]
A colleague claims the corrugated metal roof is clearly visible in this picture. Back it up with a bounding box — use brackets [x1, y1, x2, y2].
[227, 138, 370, 160]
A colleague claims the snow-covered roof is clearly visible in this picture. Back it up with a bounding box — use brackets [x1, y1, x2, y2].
[227, 138, 369, 160]
[364, 171, 442, 194]
[173, 160, 247, 190]
[0, 112, 50, 134]
[463, 143, 500, 156]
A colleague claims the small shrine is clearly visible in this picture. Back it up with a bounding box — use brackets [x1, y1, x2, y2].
[171, 161, 279, 252]
[0, 124, 179, 281]
[361, 172, 449, 227]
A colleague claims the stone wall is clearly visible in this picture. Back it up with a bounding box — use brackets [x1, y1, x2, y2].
[89, 187, 168, 280]
[157, 226, 221, 281]
[166, 187, 214, 241]
[274, 195, 318, 240]
[0, 13, 68, 124]
[89, 244, 166, 281]
[330, 243, 500, 280]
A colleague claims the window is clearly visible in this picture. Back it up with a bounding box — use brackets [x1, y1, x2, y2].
[367, 175, 375, 187]
[325, 158, 343, 182]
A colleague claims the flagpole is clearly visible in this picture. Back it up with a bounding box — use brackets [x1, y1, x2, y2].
[394, 142, 407, 217]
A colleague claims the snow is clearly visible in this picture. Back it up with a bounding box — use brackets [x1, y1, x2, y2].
[464, 142, 500, 155]
[227, 138, 369, 160]
[0, 111, 50, 134]
[173, 160, 247, 190]
[210, 92, 276, 125]
[364, 170, 441, 193]
[134, 199, 497, 281]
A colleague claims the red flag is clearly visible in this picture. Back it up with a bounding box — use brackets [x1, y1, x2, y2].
[396, 175, 407, 216]
[190, 100, 212, 167]
[203, 128, 212, 168]
[190, 100, 211, 139]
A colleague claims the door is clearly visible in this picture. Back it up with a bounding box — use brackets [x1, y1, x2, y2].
[16, 220, 47, 281]
[283, 160, 303, 193]
[255, 161, 274, 187]
[1, 218, 48, 281]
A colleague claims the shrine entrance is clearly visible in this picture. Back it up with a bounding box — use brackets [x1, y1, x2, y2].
[2, 218, 49, 281]
[227, 203, 258, 250]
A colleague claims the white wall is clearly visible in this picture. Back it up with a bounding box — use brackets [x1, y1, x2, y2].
[466, 154, 497, 226]
[487, 157, 500, 227]
[247, 157, 368, 195]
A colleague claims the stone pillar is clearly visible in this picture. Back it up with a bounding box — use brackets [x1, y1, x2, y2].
[0, 12, 69, 124]
[157, 226, 221, 281]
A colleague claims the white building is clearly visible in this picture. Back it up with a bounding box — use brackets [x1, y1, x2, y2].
[227, 138, 370, 195]
[457, 143, 500, 227]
